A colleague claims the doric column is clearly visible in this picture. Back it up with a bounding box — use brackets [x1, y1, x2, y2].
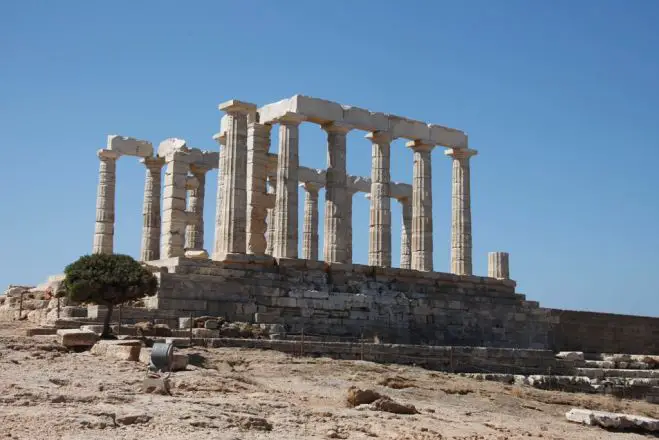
[397, 197, 412, 269]
[366, 131, 392, 267]
[246, 122, 272, 255]
[300, 182, 321, 260]
[161, 151, 190, 258]
[488, 252, 510, 280]
[213, 100, 255, 260]
[273, 113, 304, 258]
[345, 187, 359, 263]
[407, 140, 435, 272]
[185, 166, 208, 251]
[93, 149, 120, 254]
[445, 148, 478, 275]
[265, 178, 276, 256]
[140, 157, 164, 261]
[323, 122, 351, 263]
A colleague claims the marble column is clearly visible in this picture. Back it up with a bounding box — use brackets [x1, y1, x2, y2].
[265, 178, 276, 256]
[323, 122, 351, 263]
[345, 187, 359, 263]
[246, 122, 272, 255]
[273, 113, 303, 258]
[185, 166, 207, 251]
[397, 197, 412, 270]
[140, 157, 164, 261]
[407, 140, 435, 272]
[213, 100, 255, 260]
[93, 149, 120, 254]
[445, 148, 478, 275]
[300, 182, 321, 260]
[488, 252, 510, 280]
[161, 152, 190, 258]
[366, 131, 392, 267]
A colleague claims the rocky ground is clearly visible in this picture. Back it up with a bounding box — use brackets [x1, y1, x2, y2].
[0, 321, 657, 439]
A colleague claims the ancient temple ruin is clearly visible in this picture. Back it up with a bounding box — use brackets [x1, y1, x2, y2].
[87, 94, 658, 351]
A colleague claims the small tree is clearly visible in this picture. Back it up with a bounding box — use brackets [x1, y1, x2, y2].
[64, 253, 158, 338]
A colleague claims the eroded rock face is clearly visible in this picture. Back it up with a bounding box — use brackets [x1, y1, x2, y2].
[566, 408, 659, 432]
[346, 387, 381, 407]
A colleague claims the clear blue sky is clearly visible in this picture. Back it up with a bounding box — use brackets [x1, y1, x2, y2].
[1, 1, 658, 316]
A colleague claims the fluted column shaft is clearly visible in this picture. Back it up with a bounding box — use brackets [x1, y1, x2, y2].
[301, 182, 321, 260]
[140, 157, 164, 261]
[185, 165, 208, 251]
[93, 150, 120, 254]
[407, 141, 435, 272]
[213, 100, 255, 259]
[488, 252, 510, 280]
[273, 114, 303, 258]
[398, 197, 412, 269]
[345, 188, 359, 263]
[323, 122, 351, 263]
[446, 148, 478, 275]
[161, 152, 189, 258]
[367, 131, 392, 267]
[265, 179, 276, 256]
[246, 123, 272, 255]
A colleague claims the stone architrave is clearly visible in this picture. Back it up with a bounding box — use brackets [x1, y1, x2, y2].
[265, 178, 276, 256]
[366, 131, 392, 267]
[407, 140, 435, 272]
[213, 100, 255, 260]
[93, 149, 120, 254]
[397, 197, 412, 270]
[246, 122, 272, 255]
[185, 165, 208, 251]
[161, 151, 190, 258]
[323, 122, 351, 263]
[300, 182, 321, 260]
[273, 113, 304, 259]
[140, 157, 164, 261]
[488, 252, 510, 280]
[445, 148, 478, 275]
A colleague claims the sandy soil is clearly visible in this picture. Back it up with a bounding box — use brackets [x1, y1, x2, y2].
[0, 321, 656, 440]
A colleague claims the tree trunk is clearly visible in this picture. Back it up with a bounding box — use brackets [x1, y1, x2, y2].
[102, 303, 114, 338]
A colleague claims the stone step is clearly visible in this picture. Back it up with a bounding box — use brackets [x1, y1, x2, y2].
[584, 359, 657, 370]
[576, 367, 659, 379]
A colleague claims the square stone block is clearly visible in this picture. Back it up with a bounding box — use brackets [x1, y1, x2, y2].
[91, 340, 142, 361]
[57, 329, 99, 347]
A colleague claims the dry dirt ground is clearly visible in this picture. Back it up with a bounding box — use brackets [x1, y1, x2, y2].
[0, 321, 657, 440]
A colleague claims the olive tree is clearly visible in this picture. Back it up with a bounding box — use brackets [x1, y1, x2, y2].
[64, 254, 158, 337]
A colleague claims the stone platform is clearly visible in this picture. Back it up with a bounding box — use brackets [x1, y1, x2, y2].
[144, 256, 553, 349]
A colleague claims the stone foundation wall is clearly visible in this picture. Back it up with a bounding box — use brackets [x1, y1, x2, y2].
[547, 309, 659, 354]
[147, 257, 554, 349]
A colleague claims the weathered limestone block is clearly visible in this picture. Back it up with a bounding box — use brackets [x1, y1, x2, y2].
[57, 329, 98, 348]
[91, 340, 142, 361]
[107, 135, 153, 157]
[566, 408, 659, 432]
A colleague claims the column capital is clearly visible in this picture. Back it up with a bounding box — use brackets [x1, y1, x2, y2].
[394, 195, 411, 204]
[365, 131, 393, 144]
[212, 131, 227, 146]
[218, 99, 257, 115]
[322, 121, 352, 134]
[140, 156, 165, 169]
[299, 181, 322, 193]
[405, 140, 435, 152]
[190, 163, 212, 175]
[275, 112, 305, 126]
[97, 149, 121, 161]
[445, 148, 478, 160]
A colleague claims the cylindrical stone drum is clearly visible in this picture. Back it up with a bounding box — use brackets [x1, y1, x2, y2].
[150, 342, 174, 372]
[488, 252, 510, 280]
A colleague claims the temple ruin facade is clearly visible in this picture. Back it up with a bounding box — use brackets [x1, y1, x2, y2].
[86, 94, 657, 351]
